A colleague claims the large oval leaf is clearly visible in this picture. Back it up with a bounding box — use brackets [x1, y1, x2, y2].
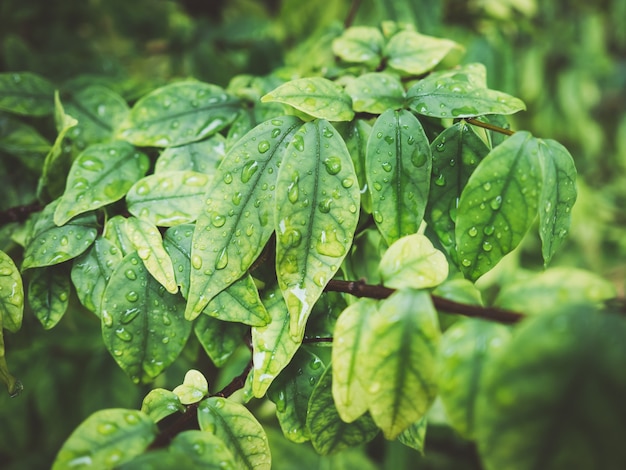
[344, 73, 405, 114]
[169, 430, 237, 469]
[331, 26, 384, 68]
[28, 265, 70, 329]
[155, 135, 226, 174]
[140, 389, 185, 423]
[0, 250, 24, 333]
[0, 72, 54, 116]
[275, 119, 360, 338]
[385, 30, 458, 75]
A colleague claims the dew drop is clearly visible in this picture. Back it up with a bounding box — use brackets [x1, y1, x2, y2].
[271, 128, 281, 138]
[318, 198, 332, 213]
[257, 140, 270, 154]
[381, 162, 392, 172]
[80, 157, 104, 171]
[215, 248, 228, 270]
[287, 180, 299, 204]
[322, 127, 334, 138]
[97, 423, 117, 435]
[124, 269, 137, 280]
[102, 310, 113, 328]
[232, 192, 242, 205]
[162, 313, 172, 326]
[341, 177, 353, 188]
[373, 182, 383, 191]
[191, 255, 203, 270]
[323, 156, 342, 175]
[212, 214, 226, 227]
[483, 182, 492, 191]
[115, 328, 133, 342]
[490, 195, 503, 210]
[376, 132, 383, 139]
[293, 134, 305, 152]
[384, 135, 394, 145]
[434, 174, 446, 186]
[468, 226, 478, 237]
[223, 172, 233, 184]
[482, 241, 493, 252]
[483, 225, 495, 236]
[411, 151, 427, 167]
[241, 160, 259, 183]
[125, 291, 139, 302]
[120, 307, 140, 324]
[461, 258, 472, 267]
[373, 211, 383, 223]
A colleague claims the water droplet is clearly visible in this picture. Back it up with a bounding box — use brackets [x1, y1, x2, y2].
[213, 398, 225, 409]
[318, 198, 332, 213]
[191, 255, 203, 270]
[241, 160, 259, 183]
[275, 390, 287, 412]
[97, 423, 117, 435]
[461, 258, 472, 267]
[60, 236, 69, 246]
[434, 174, 446, 186]
[212, 214, 226, 227]
[281, 229, 302, 248]
[544, 201, 552, 213]
[257, 140, 270, 154]
[436, 142, 446, 152]
[120, 308, 140, 324]
[323, 156, 342, 175]
[407, 135, 415, 145]
[115, 328, 133, 342]
[411, 151, 427, 167]
[322, 127, 334, 138]
[162, 313, 172, 325]
[483, 182, 492, 191]
[373, 182, 383, 191]
[125, 291, 139, 302]
[102, 310, 113, 327]
[490, 195, 502, 210]
[482, 241, 493, 252]
[271, 128, 281, 138]
[80, 157, 104, 171]
[287, 178, 299, 204]
[125, 413, 139, 425]
[373, 211, 383, 223]
[381, 162, 392, 172]
[232, 192, 242, 205]
[171, 120, 180, 129]
[310, 358, 322, 370]
[223, 172, 233, 184]
[468, 226, 478, 237]
[72, 178, 89, 191]
[483, 225, 495, 236]
[384, 135, 394, 144]
[125, 269, 137, 280]
[293, 134, 305, 152]
[215, 248, 228, 270]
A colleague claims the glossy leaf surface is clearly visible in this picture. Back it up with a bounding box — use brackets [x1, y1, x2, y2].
[0, 72, 54, 116]
[0, 250, 23, 333]
[169, 430, 237, 469]
[141, 389, 185, 423]
[194, 314, 247, 367]
[28, 266, 70, 329]
[397, 417, 427, 454]
[155, 135, 226, 174]
[331, 26, 384, 68]
[204, 274, 270, 326]
[102, 215, 134, 256]
[385, 30, 457, 75]
[344, 73, 405, 114]
[172, 369, 209, 405]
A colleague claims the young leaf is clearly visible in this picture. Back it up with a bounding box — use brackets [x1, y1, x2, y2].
[169, 430, 237, 469]
[366, 109, 432, 245]
[275, 119, 360, 338]
[54, 141, 150, 225]
[407, 63, 526, 118]
[204, 274, 271, 327]
[397, 417, 427, 454]
[456, 131, 542, 280]
[198, 396, 271, 470]
[117, 81, 240, 147]
[385, 30, 458, 75]
[0, 250, 24, 333]
[185, 116, 302, 320]
[155, 134, 226, 174]
[126, 171, 212, 227]
[28, 266, 70, 329]
[52, 409, 157, 470]
[101, 252, 191, 384]
[172, 369, 209, 405]
[103, 215, 134, 256]
[141, 389, 185, 423]
[331, 26, 384, 68]
[306, 365, 379, 455]
[344, 73, 405, 114]
[0, 72, 55, 116]
[194, 314, 248, 367]
[261, 78, 354, 122]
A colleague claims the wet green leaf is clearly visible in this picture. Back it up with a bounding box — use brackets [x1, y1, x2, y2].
[141, 389, 185, 423]
[0, 72, 54, 116]
[267, 348, 326, 443]
[103, 215, 134, 256]
[155, 134, 226, 174]
[438, 319, 511, 439]
[118, 81, 240, 147]
[385, 30, 458, 75]
[536, 139, 577, 265]
[173, 369, 209, 404]
[204, 274, 270, 327]
[364, 289, 440, 439]
[194, 314, 247, 367]
[28, 266, 70, 329]
[22, 200, 98, 270]
[366, 109, 431, 244]
[275, 119, 360, 338]
[475, 310, 626, 469]
[426, 121, 490, 254]
[331, 26, 384, 68]
[407, 63, 526, 118]
[101, 252, 191, 384]
[52, 409, 157, 469]
[456, 132, 542, 280]
[397, 417, 427, 454]
[307, 365, 379, 455]
[0, 329, 20, 396]
[163, 224, 194, 296]
[117, 449, 194, 469]
[0, 114, 50, 171]
[186, 116, 302, 320]
[344, 72, 405, 114]
[251, 287, 301, 397]
[127, 171, 211, 227]
[433, 278, 483, 307]
[335, 119, 371, 212]
[0, 250, 23, 333]
[198, 396, 271, 470]
[169, 430, 237, 469]
[126, 217, 178, 294]
[262, 78, 354, 122]
[54, 141, 150, 225]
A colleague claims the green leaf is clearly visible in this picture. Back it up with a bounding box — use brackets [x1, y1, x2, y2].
[455, 131, 541, 280]
[344, 73, 405, 114]
[438, 319, 511, 439]
[251, 286, 301, 397]
[331, 26, 384, 68]
[379, 233, 448, 289]
[71, 237, 123, 315]
[118, 81, 240, 147]
[117, 449, 195, 469]
[173, 369, 209, 404]
[185, 116, 302, 320]
[169, 430, 237, 469]
[101, 252, 191, 384]
[0, 250, 24, 333]
[475, 310, 626, 469]
[307, 365, 379, 455]
[261, 78, 354, 122]
[127, 171, 212, 227]
[385, 30, 458, 75]
[267, 348, 326, 443]
[433, 278, 483, 307]
[126, 217, 178, 294]
[397, 417, 427, 454]
[155, 134, 226, 174]
[425, 121, 490, 254]
[163, 224, 195, 297]
[331, 299, 379, 422]
[194, 314, 247, 367]
[275, 119, 360, 338]
[204, 274, 271, 327]
[141, 389, 185, 423]
[364, 289, 440, 439]
[0, 325, 20, 396]
[52, 409, 157, 470]
[198, 396, 271, 470]
[366, 109, 432, 244]
[0, 72, 55, 116]
[103, 215, 134, 256]
[0, 113, 50, 171]
[407, 63, 526, 118]
[54, 141, 150, 225]
[536, 139, 577, 265]
[335, 119, 371, 213]
[28, 266, 70, 329]
[22, 200, 98, 270]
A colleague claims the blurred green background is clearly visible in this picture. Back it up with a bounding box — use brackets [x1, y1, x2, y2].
[1, 0, 625, 468]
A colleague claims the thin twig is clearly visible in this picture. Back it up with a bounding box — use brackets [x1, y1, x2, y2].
[344, 0, 362, 29]
[466, 118, 515, 136]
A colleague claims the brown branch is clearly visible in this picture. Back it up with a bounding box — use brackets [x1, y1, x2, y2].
[344, 0, 362, 29]
[0, 201, 42, 226]
[466, 118, 515, 136]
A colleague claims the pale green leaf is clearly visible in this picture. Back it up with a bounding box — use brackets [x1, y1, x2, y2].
[335, 119, 372, 212]
[456, 131, 541, 280]
[117, 449, 193, 469]
[433, 278, 483, 307]
[204, 274, 271, 327]
[275, 119, 360, 338]
[127, 171, 211, 227]
[173, 369, 209, 404]
[54, 141, 150, 225]
[102, 215, 134, 256]
[28, 266, 70, 329]
[185, 116, 302, 320]
[331, 26, 384, 68]
[198, 396, 271, 470]
[366, 109, 432, 244]
[141, 389, 185, 423]
[118, 81, 240, 147]
[344, 73, 405, 114]
[126, 217, 178, 294]
[52, 409, 157, 470]
[155, 134, 226, 174]
[194, 314, 247, 367]
[169, 430, 237, 469]
[0, 250, 24, 333]
[262, 78, 354, 122]
[0, 72, 54, 116]
[163, 224, 195, 297]
[397, 417, 427, 454]
[385, 30, 458, 75]
[407, 63, 526, 118]
[101, 252, 191, 384]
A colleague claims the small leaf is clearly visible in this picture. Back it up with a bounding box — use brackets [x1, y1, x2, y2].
[262, 78, 354, 122]
[0, 114, 50, 171]
[456, 132, 542, 280]
[102, 215, 134, 256]
[163, 224, 195, 297]
[194, 315, 247, 367]
[204, 274, 271, 327]
[344, 73, 405, 114]
[0, 72, 55, 116]
[385, 30, 458, 75]
[155, 134, 226, 174]
[169, 430, 237, 469]
[275, 119, 360, 338]
[52, 409, 157, 470]
[407, 63, 526, 118]
[28, 266, 70, 329]
[331, 26, 384, 68]
[335, 119, 372, 213]
[141, 389, 185, 423]
[198, 396, 271, 470]
[0, 250, 24, 333]
[54, 141, 150, 225]
[379, 233, 448, 290]
[397, 417, 427, 454]
[173, 369, 209, 405]
[118, 81, 240, 147]
[366, 109, 432, 244]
